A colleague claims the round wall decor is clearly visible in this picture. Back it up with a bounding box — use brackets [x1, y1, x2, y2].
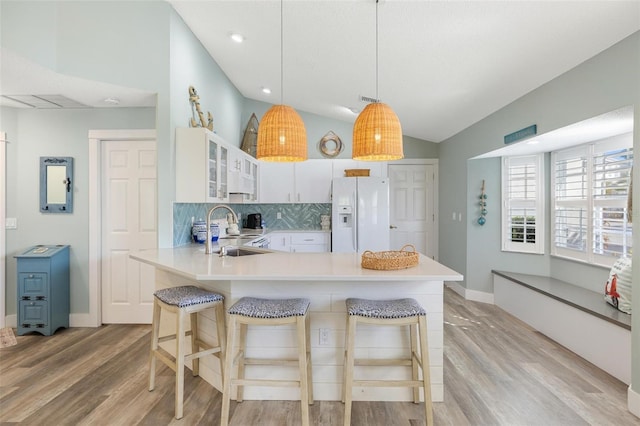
[318, 131, 344, 158]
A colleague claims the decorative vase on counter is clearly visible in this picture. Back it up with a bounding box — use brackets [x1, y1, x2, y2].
[192, 220, 219, 243]
[320, 214, 331, 231]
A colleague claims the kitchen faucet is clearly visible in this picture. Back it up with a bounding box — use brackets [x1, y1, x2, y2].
[205, 204, 238, 254]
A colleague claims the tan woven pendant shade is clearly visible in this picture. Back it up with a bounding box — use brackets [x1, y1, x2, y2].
[352, 102, 403, 161]
[257, 104, 307, 162]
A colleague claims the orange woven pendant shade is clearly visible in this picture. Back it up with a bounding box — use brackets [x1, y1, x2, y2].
[257, 104, 308, 162]
[352, 102, 403, 161]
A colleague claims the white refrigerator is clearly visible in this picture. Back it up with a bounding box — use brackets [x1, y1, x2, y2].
[331, 177, 390, 253]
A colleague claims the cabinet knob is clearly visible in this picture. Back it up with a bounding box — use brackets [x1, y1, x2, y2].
[29, 274, 34, 278]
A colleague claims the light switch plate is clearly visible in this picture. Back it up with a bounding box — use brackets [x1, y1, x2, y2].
[5, 217, 17, 229]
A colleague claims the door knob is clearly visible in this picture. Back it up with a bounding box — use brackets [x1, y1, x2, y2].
[390, 225, 398, 229]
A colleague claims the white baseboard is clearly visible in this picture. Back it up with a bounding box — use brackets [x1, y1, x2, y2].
[70, 313, 99, 327]
[446, 281, 494, 304]
[630, 386, 640, 418]
[445, 281, 466, 297]
[3, 313, 98, 329]
[5, 314, 16, 328]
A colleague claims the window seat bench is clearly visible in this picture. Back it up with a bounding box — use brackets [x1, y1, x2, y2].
[492, 270, 631, 384]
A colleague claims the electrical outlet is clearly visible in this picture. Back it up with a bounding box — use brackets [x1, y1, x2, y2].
[319, 328, 330, 346]
[277, 212, 282, 219]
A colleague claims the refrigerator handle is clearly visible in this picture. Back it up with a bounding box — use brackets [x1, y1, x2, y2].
[353, 201, 358, 252]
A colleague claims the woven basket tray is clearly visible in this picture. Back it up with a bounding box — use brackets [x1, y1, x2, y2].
[361, 244, 419, 270]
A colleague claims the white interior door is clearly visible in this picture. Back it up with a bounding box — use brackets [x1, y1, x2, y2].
[389, 164, 436, 258]
[101, 140, 157, 323]
[0, 132, 6, 328]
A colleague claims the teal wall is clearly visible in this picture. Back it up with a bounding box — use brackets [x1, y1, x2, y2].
[1, 107, 156, 317]
[439, 31, 640, 397]
[439, 32, 639, 294]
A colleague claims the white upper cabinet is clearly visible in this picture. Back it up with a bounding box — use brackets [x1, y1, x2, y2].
[295, 160, 333, 203]
[229, 148, 259, 201]
[176, 128, 229, 203]
[258, 162, 295, 203]
[258, 160, 332, 203]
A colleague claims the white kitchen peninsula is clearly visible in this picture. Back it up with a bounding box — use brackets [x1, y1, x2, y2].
[131, 247, 462, 402]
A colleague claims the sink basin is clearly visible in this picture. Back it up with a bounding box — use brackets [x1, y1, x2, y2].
[220, 234, 262, 240]
[223, 248, 268, 257]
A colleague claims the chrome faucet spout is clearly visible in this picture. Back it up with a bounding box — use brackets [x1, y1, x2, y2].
[205, 204, 239, 254]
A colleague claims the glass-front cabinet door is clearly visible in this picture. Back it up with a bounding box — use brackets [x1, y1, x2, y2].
[218, 144, 228, 199]
[208, 139, 218, 199]
[176, 128, 230, 203]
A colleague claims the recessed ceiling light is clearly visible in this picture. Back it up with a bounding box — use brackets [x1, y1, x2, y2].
[230, 33, 244, 43]
[103, 97, 120, 105]
[262, 87, 272, 95]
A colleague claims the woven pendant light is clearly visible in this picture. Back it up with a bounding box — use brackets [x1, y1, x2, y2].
[257, 0, 307, 162]
[352, 0, 403, 161]
[257, 105, 307, 161]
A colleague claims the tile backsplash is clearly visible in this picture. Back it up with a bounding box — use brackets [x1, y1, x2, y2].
[173, 203, 331, 246]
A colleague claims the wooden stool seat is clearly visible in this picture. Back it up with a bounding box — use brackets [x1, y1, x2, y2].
[343, 297, 433, 426]
[148, 285, 226, 420]
[221, 297, 313, 426]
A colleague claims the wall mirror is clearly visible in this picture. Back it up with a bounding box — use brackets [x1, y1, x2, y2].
[40, 157, 73, 213]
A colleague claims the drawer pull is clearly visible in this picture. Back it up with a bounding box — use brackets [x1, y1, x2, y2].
[36, 324, 45, 328]
[21, 296, 31, 300]
[22, 323, 31, 328]
[35, 296, 45, 300]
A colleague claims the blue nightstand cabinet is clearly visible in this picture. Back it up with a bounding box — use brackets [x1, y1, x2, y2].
[15, 245, 70, 336]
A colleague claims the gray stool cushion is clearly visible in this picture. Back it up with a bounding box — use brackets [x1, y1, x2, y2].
[346, 298, 426, 319]
[154, 285, 223, 308]
[229, 297, 310, 318]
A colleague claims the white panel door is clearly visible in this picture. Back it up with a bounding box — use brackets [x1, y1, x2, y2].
[101, 140, 156, 323]
[389, 164, 435, 258]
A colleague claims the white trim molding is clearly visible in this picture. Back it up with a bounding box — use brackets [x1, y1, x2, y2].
[0, 132, 6, 328]
[446, 281, 495, 304]
[630, 386, 640, 418]
[88, 129, 156, 327]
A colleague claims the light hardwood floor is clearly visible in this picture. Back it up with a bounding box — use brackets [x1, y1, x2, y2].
[1, 288, 636, 425]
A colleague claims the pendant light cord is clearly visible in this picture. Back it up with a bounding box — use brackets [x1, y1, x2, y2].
[280, 0, 284, 105]
[375, 0, 379, 102]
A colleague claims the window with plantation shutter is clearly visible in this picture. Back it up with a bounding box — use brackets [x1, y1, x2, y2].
[551, 133, 633, 266]
[502, 154, 544, 254]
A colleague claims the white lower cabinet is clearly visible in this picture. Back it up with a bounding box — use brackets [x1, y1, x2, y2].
[266, 232, 330, 253]
[267, 233, 291, 252]
[290, 232, 330, 252]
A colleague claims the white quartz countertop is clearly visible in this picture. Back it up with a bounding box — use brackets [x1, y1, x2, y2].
[130, 247, 463, 282]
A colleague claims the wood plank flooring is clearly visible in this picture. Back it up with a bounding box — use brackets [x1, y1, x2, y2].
[1, 288, 636, 425]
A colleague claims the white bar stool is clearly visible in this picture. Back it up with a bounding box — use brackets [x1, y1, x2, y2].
[220, 297, 313, 426]
[148, 285, 226, 420]
[342, 297, 433, 426]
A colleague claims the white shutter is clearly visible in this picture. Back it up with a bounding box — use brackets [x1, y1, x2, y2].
[551, 133, 633, 266]
[502, 154, 544, 254]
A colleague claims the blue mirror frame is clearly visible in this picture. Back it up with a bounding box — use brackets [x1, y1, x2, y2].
[40, 157, 73, 213]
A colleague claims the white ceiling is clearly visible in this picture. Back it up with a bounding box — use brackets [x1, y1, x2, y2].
[168, 0, 640, 142]
[1, 1, 638, 144]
